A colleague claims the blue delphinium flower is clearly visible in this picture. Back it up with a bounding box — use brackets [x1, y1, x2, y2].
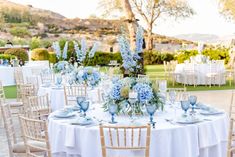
[62, 41, 68, 60]
[135, 25, 144, 53]
[80, 38, 87, 62]
[52, 41, 61, 59]
[133, 83, 153, 103]
[89, 42, 99, 58]
[110, 82, 122, 100]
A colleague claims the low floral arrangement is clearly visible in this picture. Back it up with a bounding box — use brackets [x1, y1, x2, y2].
[74, 67, 101, 87]
[103, 77, 164, 115]
[53, 61, 74, 74]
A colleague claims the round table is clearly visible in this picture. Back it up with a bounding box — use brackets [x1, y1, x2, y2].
[175, 63, 226, 85]
[48, 104, 229, 157]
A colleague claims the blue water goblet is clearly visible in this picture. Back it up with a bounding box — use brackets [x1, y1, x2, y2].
[56, 75, 62, 87]
[76, 96, 86, 112]
[146, 105, 157, 124]
[109, 103, 118, 124]
[181, 100, 190, 116]
[80, 101, 90, 117]
[188, 95, 197, 113]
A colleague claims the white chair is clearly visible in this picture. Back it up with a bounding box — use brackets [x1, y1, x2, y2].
[206, 63, 222, 87]
[99, 124, 151, 157]
[227, 118, 235, 157]
[182, 64, 197, 87]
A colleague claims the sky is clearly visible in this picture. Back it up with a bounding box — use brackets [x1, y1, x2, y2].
[8, 0, 235, 37]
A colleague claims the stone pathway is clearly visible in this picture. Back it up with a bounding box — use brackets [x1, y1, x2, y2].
[0, 90, 233, 157]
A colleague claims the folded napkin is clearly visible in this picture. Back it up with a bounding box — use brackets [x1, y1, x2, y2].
[64, 125, 76, 147]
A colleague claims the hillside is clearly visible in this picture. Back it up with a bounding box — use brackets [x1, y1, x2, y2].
[0, 0, 194, 52]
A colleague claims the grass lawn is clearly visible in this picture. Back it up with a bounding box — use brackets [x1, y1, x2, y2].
[3, 64, 234, 98]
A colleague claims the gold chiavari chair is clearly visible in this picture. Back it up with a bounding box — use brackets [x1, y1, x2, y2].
[0, 103, 46, 157]
[26, 76, 40, 91]
[19, 116, 52, 157]
[227, 118, 235, 157]
[99, 124, 151, 157]
[64, 85, 87, 106]
[0, 80, 23, 114]
[20, 84, 37, 114]
[14, 67, 24, 101]
[28, 94, 51, 119]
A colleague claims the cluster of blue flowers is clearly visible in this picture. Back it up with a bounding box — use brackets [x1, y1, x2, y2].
[133, 83, 153, 103]
[75, 67, 101, 87]
[53, 61, 74, 74]
[117, 26, 144, 73]
[52, 41, 61, 59]
[74, 38, 99, 64]
[110, 82, 122, 100]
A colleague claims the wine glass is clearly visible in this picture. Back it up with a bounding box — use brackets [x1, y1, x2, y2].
[146, 104, 157, 124]
[189, 95, 197, 113]
[158, 80, 167, 93]
[76, 96, 86, 112]
[181, 100, 190, 116]
[168, 90, 176, 106]
[109, 103, 118, 124]
[55, 75, 62, 87]
[80, 101, 90, 117]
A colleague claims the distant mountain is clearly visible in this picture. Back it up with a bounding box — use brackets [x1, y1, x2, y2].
[0, 0, 194, 52]
[174, 33, 235, 44]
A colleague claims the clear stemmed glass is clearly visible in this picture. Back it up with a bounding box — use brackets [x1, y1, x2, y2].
[109, 103, 118, 124]
[181, 100, 190, 116]
[146, 104, 157, 124]
[169, 90, 176, 106]
[80, 101, 90, 117]
[128, 97, 137, 121]
[189, 95, 197, 113]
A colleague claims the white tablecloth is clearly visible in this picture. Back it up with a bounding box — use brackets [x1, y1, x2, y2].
[48, 105, 229, 157]
[0, 65, 48, 86]
[175, 63, 226, 85]
[38, 86, 101, 111]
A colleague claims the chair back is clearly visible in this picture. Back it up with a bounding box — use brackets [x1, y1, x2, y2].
[229, 90, 235, 119]
[64, 85, 87, 106]
[167, 87, 187, 101]
[227, 118, 235, 157]
[99, 124, 151, 157]
[1, 103, 17, 157]
[28, 94, 51, 118]
[14, 67, 24, 85]
[0, 80, 6, 102]
[26, 76, 39, 91]
[19, 116, 51, 157]
[40, 72, 54, 85]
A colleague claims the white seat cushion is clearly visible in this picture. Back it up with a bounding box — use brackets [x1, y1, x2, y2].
[13, 141, 46, 153]
[8, 101, 23, 107]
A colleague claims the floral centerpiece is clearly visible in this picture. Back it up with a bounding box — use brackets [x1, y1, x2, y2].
[117, 26, 144, 76]
[74, 67, 101, 87]
[103, 77, 163, 115]
[53, 61, 74, 74]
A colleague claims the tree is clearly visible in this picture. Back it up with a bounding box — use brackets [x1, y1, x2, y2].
[219, 0, 235, 20]
[99, 0, 194, 50]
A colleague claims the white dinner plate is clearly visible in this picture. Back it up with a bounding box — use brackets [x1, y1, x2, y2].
[176, 118, 202, 124]
[54, 112, 76, 118]
[200, 110, 224, 115]
[70, 117, 93, 126]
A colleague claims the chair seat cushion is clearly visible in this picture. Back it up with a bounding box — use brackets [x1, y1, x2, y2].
[8, 101, 23, 107]
[13, 141, 46, 153]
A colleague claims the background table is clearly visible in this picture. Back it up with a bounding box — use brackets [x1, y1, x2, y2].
[175, 63, 226, 85]
[48, 104, 228, 157]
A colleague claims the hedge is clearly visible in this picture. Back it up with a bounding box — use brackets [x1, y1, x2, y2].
[4, 48, 29, 62]
[0, 54, 16, 61]
[31, 48, 49, 61]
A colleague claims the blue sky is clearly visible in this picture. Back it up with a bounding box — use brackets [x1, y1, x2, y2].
[8, 0, 235, 36]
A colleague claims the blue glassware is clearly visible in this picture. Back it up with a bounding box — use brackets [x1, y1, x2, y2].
[109, 103, 118, 124]
[80, 101, 90, 117]
[76, 96, 86, 112]
[181, 100, 190, 116]
[55, 75, 62, 86]
[188, 95, 197, 113]
[146, 105, 157, 124]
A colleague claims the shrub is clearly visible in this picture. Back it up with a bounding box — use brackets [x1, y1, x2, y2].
[29, 37, 41, 49]
[48, 51, 57, 64]
[0, 54, 16, 61]
[9, 27, 31, 37]
[4, 48, 29, 62]
[175, 50, 198, 63]
[12, 37, 28, 45]
[31, 48, 49, 61]
[0, 39, 6, 47]
[143, 51, 175, 65]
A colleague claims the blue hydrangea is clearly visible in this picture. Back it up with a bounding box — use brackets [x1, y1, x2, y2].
[110, 82, 122, 100]
[133, 83, 153, 103]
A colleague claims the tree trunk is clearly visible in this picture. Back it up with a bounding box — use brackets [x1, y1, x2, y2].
[121, 0, 137, 50]
[146, 24, 153, 50]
